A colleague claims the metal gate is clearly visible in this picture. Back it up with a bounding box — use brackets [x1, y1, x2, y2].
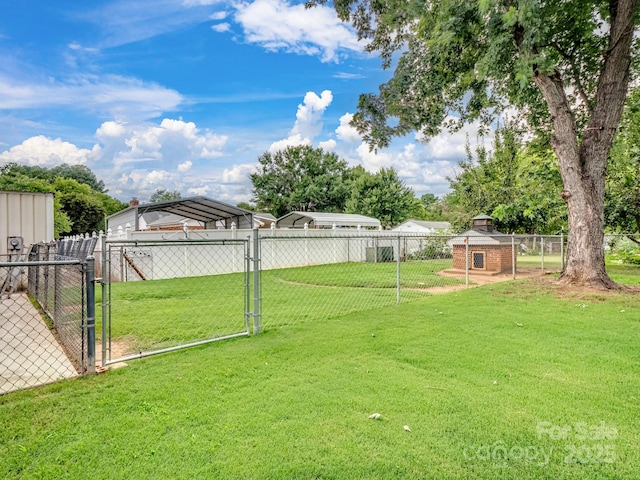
[101, 238, 252, 365]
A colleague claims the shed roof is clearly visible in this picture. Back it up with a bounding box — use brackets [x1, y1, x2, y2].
[108, 196, 254, 229]
[392, 219, 452, 231]
[276, 211, 381, 229]
[448, 229, 513, 245]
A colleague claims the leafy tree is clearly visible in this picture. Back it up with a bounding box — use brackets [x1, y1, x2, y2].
[0, 169, 72, 237]
[606, 87, 640, 234]
[314, 0, 640, 288]
[236, 202, 256, 211]
[149, 189, 182, 203]
[4, 163, 106, 192]
[0, 163, 124, 235]
[345, 167, 419, 228]
[50, 164, 106, 193]
[251, 146, 351, 218]
[52, 178, 106, 235]
[445, 129, 566, 233]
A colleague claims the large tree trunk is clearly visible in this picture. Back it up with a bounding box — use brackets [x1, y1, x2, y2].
[532, 0, 638, 289]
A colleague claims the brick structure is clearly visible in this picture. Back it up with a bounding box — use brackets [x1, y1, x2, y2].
[448, 215, 516, 274]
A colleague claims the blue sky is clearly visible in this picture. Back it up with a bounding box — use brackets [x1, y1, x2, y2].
[0, 0, 483, 204]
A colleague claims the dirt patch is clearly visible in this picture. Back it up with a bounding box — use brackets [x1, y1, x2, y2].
[95, 337, 135, 367]
[435, 268, 548, 288]
[530, 275, 640, 299]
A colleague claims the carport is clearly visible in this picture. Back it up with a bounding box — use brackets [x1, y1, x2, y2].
[108, 196, 255, 232]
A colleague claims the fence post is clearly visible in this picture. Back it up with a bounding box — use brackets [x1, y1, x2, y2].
[252, 228, 262, 334]
[85, 256, 96, 374]
[465, 237, 469, 287]
[245, 237, 251, 333]
[541, 236, 545, 272]
[560, 229, 565, 271]
[101, 233, 108, 367]
[396, 235, 401, 304]
[512, 233, 516, 280]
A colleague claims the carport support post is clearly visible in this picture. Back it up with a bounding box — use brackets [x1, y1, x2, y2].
[85, 256, 96, 374]
[252, 228, 262, 334]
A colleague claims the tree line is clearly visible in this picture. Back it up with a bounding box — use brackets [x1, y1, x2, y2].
[248, 145, 425, 228]
[0, 163, 127, 237]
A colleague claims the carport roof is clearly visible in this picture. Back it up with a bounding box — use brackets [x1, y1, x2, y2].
[109, 196, 253, 225]
[276, 211, 381, 228]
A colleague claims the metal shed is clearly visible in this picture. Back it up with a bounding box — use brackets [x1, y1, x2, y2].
[0, 191, 54, 256]
[276, 211, 381, 229]
[107, 196, 255, 232]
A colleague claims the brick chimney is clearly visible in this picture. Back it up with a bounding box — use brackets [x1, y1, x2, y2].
[130, 197, 139, 207]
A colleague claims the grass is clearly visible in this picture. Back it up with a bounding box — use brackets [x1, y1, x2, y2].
[99, 260, 459, 354]
[1, 268, 639, 479]
[269, 260, 461, 289]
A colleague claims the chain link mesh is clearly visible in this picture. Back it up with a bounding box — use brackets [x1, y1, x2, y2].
[515, 235, 565, 272]
[605, 234, 640, 265]
[258, 232, 465, 330]
[102, 239, 250, 364]
[1, 246, 86, 395]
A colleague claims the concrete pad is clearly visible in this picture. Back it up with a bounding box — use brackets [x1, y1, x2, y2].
[0, 293, 77, 395]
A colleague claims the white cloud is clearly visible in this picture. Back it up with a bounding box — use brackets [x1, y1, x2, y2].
[97, 118, 228, 168]
[269, 133, 310, 153]
[269, 90, 332, 153]
[335, 113, 361, 142]
[212, 22, 231, 32]
[333, 72, 365, 80]
[234, 0, 363, 62]
[80, 0, 219, 49]
[96, 121, 127, 139]
[0, 136, 99, 167]
[178, 160, 193, 172]
[183, 0, 220, 5]
[222, 163, 256, 183]
[0, 73, 183, 121]
[318, 139, 336, 151]
[417, 118, 493, 161]
[187, 185, 211, 196]
[210, 11, 228, 20]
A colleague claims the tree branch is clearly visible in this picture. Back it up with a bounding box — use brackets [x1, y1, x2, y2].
[550, 41, 593, 115]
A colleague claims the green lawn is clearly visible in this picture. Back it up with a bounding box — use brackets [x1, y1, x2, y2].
[2, 268, 639, 479]
[99, 260, 460, 354]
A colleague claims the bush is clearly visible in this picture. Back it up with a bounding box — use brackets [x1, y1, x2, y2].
[407, 237, 453, 260]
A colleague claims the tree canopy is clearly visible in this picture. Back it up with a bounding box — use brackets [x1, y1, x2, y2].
[149, 189, 182, 203]
[0, 163, 125, 236]
[606, 87, 640, 234]
[251, 146, 352, 218]
[346, 166, 420, 228]
[313, 0, 640, 288]
[445, 126, 566, 234]
[250, 146, 426, 225]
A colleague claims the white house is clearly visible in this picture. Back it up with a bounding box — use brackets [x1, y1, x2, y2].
[392, 219, 451, 233]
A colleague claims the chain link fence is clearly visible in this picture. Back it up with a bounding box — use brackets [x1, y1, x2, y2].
[100, 238, 251, 365]
[1, 239, 96, 395]
[257, 231, 525, 330]
[514, 235, 566, 272]
[605, 234, 640, 265]
[5, 229, 637, 394]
